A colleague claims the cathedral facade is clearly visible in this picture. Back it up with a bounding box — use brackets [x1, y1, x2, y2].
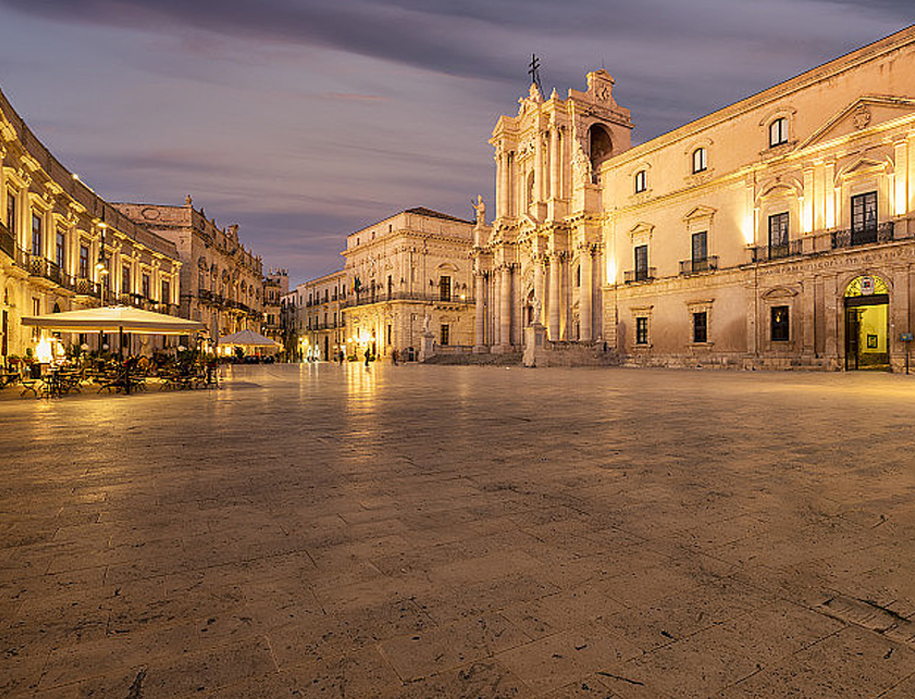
[473, 26, 915, 371]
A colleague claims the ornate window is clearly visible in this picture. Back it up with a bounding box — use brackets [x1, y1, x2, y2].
[692, 147, 707, 174]
[768, 213, 789, 257]
[5, 188, 16, 234]
[79, 244, 90, 279]
[31, 214, 42, 257]
[634, 245, 649, 282]
[636, 317, 649, 345]
[439, 275, 452, 301]
[440, 324, 450, 345]
[770, 306, 789, 342]
[851, 191, 878, 245]
[769, 117, 788, 147]
[692, 311, 708, 343]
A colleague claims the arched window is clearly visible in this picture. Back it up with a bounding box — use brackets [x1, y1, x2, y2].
[589, 124, 613, 184]
[769, 117, 788, 147]
[692, 147, 707, 174]
[634, 170, 647, 193]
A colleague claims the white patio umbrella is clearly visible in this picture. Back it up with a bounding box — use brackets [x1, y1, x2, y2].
[20, 305, 207, 335]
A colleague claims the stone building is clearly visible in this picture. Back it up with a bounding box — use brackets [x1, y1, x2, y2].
[262, 267, 288, 347]
[475, 26, 915, 371]
[299, 269, 346, 361]
[115, 201, 264, 342]
[342, 207, 475, 360]
[0, 85, 181, 360]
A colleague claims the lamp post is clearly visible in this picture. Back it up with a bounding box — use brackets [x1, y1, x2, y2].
[95, 223, 109, 304]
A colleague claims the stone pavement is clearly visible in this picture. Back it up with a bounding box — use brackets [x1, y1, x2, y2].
[3, 363, 915, 698]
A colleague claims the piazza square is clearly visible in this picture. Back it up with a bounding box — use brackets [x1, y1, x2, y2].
[3, 364, 915, 698]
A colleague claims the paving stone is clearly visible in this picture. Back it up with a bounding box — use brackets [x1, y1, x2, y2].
[3, 365, 915, 697]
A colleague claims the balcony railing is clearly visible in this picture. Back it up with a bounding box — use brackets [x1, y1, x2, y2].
[751, 240, 802, 262]
[679, 256, 719, 275]
[623, 268, 656, 284]
[832, 222, 894, 249]
[73, 278, 101, 298]
[342, 290, 474, 309]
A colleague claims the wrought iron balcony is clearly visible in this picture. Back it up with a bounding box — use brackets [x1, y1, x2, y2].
[679, 256, 719, 275]
[751, 240, 802, 262]
[341, 290, 474, 308]
[831, 222, 894, 249]
[73, 278, 101, 298]
[623, 268, 656, 284]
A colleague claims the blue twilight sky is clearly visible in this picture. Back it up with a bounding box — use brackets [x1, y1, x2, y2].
[0, 1, 910, 285]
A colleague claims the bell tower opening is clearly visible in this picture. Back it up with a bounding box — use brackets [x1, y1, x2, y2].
[589, 124, 613, 184]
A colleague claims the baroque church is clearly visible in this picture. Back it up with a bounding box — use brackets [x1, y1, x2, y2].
[472, 25, 915, 371]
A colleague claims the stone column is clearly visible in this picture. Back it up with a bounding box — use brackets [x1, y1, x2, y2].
[496, 150, 506, 219]
[533, 256, 544, 326]
[550, 128, 561, 201]
[579, 246, 593, 342]
[492, 266, 502, 347]
[534, 131, 543, 204]
[500, 265, 512, 349]
[474, 271, 486, 350]
[548, 253, 560, 340]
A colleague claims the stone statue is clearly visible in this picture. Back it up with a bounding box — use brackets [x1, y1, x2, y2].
[532, 295, 543, 325]
[472, 195, 486, 227]
[422, 311, 431, 334]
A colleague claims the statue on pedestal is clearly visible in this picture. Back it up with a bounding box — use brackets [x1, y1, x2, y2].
[471, 195, 486, 227]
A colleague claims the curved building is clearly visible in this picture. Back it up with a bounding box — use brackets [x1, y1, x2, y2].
[0, 85, 181, 360]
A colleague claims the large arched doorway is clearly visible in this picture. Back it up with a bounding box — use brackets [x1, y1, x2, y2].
[844, 275, 889, 370]
[589, 124, 613, 184]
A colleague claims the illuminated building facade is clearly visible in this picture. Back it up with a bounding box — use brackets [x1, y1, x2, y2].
[0, 86, 181, 360]
[262, 267, 288, 347]
[115, 202, 265, 341]
[342, 208, 475, 359]
[475, 26, 915, 371]
[299, 269, 346, 361]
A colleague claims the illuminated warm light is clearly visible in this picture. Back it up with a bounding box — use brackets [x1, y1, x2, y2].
[606, 257, 618, 285]
[35, 337, 53, 363]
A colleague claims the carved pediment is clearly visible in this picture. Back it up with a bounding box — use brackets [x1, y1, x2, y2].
[762, 286, 799, 299]
[799, 96, 915, 150]
[683, 206, 717, 222]
[628, 222, 655, 240]
[836, 156, 892, 181]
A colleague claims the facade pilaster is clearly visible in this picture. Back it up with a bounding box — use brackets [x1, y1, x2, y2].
[579, 245, 593, 341]
[548, 253, 560, 340]
[474, 271, 486, 350]
[550, 128, 561, 203]
[534, 130, 544, 204]
[533, 256, 544, 326]
[492, 265, 502, 347]
[500, 264, 512, 349]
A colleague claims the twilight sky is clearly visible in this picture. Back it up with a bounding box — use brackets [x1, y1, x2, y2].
[0, 1, 910, 285]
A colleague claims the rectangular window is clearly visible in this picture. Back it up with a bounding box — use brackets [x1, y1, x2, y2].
[636, 317, 649, 345]
[693, 311, 708, 343]
[634, 245, 649, 281]
[142, 273, 150, 299]
[386, 323, 392, 345]
[31, 214, 42, 257]
[851, 191, 878, 245]
[440, 324, 450, 345]
[55, 230, 66, 270]
[5, 189, 16, 234]
[161, 280, 170, 305]
[634, 170, 647, 193]
[79, 244, 90, 279]
[768, 212, 789, 256]
[692, 148, 707, 173]
[122, 265, 131, 294]
[439, 275, 452, 301]
[771, 306, 789, 342]
[769, 118, 788, 147]
[691, 231, 707, 262]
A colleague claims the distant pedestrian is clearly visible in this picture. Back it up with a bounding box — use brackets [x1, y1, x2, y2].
[364, 351, 371, 369]
[391, 349, 399, 366]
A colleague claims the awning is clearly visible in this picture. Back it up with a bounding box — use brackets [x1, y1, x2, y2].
[218, 328, 279, 347]
[20, 305, 207, 335]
